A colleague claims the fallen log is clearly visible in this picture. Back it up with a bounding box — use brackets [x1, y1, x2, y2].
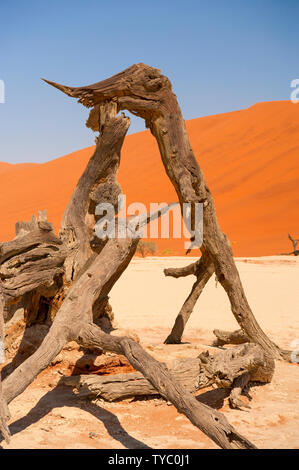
[63, 342, 273, 410]
[213, 329, 249, 346]
[76, 324, 256, 449]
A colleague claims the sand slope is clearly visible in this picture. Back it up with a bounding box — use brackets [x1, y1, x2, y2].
[0, 100, 298, 256]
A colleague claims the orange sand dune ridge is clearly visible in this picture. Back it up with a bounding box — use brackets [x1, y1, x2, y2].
[0, 100, 298, 256]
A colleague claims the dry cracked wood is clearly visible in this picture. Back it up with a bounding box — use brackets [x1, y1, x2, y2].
[164, 255, 214, 344]
[45, 63, 291, 362]
[59, 101, 127, 282]
[0, 214, 66, 327]
[213, 329, 249, 346]
[76, 324, 256, 449]
[63, 342, 273, 410]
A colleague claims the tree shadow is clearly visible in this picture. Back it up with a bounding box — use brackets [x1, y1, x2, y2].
[196, 387, 230, 409]
[2, 324, 49, 379]
[2, 383, 151, 449]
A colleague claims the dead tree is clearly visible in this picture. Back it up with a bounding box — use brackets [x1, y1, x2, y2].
[288, 233, 299, 255]
[278, 234, 299, 256]
[0, 86, 258, 449]
[279, 234, 299, 256]
[43, 64, 291, 362]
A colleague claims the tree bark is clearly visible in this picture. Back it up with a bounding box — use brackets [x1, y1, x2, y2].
[76, 324, 256, 449]
[63, 342, 273, 406]
[164, 255, 214, 344]
[213, 329, 249, 346]
[0, 295, 10, 443]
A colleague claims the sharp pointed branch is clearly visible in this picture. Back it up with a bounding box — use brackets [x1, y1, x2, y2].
[42, 78, 76, 97]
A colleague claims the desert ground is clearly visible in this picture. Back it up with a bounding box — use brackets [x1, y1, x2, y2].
[1, 255, 299, 449]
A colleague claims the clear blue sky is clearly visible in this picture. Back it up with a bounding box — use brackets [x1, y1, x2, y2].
[0, 0, 298, 163]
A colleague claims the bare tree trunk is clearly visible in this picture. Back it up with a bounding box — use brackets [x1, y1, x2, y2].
[164, 256, 214, 344]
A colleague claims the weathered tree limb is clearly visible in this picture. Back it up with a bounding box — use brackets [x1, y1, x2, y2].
[288, 233, 299, 253]
[213, 329, 249, 346]
[59, 103, 127, 281]
[164, 255, 214, 344]
[2, 110, 137, 400]
[45, 63, 291, 361]
[76, 323, 256, 449]
[163, 259, 202, 278]
[229, 373, 251, 410]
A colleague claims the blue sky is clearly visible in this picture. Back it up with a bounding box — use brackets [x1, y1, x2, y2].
[0, 0, 298, 163]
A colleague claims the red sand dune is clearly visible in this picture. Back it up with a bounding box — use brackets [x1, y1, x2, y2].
[0, 100, 298, 256]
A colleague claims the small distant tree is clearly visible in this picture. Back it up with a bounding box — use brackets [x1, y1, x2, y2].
[280, 234, 299, 256]
[288, 234, 299, 256]
[162, 248, 172, 256]
[136, 240, 157, 257]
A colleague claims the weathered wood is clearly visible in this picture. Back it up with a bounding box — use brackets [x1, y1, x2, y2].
[63, 342, 272, 408]
[0, 110, 154, 403]
[213, 329, 249, 346]
[164, 259, 203, 278]
[45, 63, 291, 361]
[59, 104, 128, 281]
[77, 324, 256, 449]
[165, 255, 214, 344]
[63, 356, 203, 400]
[0, 213, 66, 331]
